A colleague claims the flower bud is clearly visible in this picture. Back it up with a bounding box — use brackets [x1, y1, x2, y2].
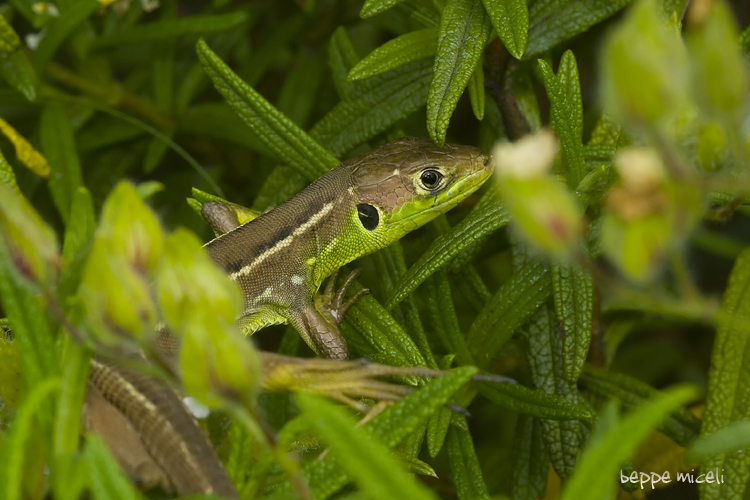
[155, 228, 242, 334]
[687, 0, 748, 120]
[601, 147, 700, 281]
[0, 184, 60, 286]
[180, 318, 261, 408]
[493, 130, 582, 258]
[97, 182, 163, 273]
[601, 0, 690, 127]
[79, 240, 158, 344]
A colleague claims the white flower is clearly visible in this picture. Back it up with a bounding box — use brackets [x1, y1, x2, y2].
[492, 129, 559, 179]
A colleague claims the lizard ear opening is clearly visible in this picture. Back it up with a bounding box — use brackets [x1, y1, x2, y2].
[357, 203, 379, 231]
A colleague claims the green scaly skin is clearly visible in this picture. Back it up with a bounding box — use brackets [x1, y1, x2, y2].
[202, 137, 492, 359]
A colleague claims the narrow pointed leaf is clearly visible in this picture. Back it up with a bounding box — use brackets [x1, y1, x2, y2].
[196, 39, 339, 181]
[579, 364, 700, 447]
[270, 367, 476, 499]
[361, 0, 408, 18]
[387, 190, 511, 309]
[0, 378, 59, 500]
[467, 61, 485, 120]
[687, 421, 750, 460]
[467, 258, 552, 370]
[310, 59, 433, 158]
[526, 305, 585, 480]
[526, 0, 631, 58]
[424, 270, 475, 366]
[297, 394, 438, 500]
[39, 102, 84, 224]
[427, 0, 492, 145]
[512, 416, 548, 500]
[538, 57, 586, 187]
[0, 149, 18, 191]
[447, 418, 490, 500]
[328, 27, 360, 100]
[348, 28, 438, 81]
[94, 12, 248, 47]
[478, 381, 592, 420]
[551, 262, 593, 383]
[700, 247, 750, 500]
[0, 51, 37, 101]
[560, 385, 697, 500]
[481, 0, 529, 59]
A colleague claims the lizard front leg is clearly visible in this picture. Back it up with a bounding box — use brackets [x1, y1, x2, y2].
[292, 268, 369, 360]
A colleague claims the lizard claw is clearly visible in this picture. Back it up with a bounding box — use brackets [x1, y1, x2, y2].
[323, 268, 370, 325]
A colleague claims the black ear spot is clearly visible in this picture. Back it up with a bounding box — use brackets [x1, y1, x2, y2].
[357, 204, 379, 231]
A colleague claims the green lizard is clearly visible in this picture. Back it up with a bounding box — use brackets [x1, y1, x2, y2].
[201, 136, 492, 359]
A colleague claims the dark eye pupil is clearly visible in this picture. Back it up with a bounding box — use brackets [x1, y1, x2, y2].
[421, 170, 440, 188]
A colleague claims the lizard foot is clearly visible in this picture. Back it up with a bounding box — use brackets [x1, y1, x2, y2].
[320, 268, 370, 325]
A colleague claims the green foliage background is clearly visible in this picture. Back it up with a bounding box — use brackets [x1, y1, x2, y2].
[1, 0, 750, 499]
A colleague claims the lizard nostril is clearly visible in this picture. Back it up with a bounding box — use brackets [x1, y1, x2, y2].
[482, 155, 491, 168]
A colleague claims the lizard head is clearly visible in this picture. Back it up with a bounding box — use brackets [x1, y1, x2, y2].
[346, 136, 492, 242]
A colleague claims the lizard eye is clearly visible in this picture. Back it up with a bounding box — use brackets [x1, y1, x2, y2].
[420, 169, 442, 190]
[357, 203, 379, 231]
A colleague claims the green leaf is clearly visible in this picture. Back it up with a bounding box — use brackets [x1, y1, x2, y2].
[39, 102, 84, 224]
[511, 416, 548, 500]
[343, 282, 427, 370]
[372, 244, 438, 369]
[481, 0, 529, 59]
[0, 51, 37, 101]
[447, 418, 490, 500]
[196, 38, 339, 181]
[467, 258, 551, 370]
[579, 365, 700, 446]
[271, 367, 476, 499]
[560, 385, 697, 500]
[179, 103, 273, 157]
[538, 55, 586, 187]
[424, 270, 475, 366]
[0, 147, 18, 192]
[427, 0, 492, 145]
[368, 366, 478, 446]
[526, 305, 586, 480]
[0, 378, 59, 500]
[59, 187, 95, 302]
[478, 381, 592, 420]
[277, 51, 324, 129]
[551, 262, 593, 383]
[0, 13, 21, 53]
[297, 394, 438, 500]
[467, 61, 485, 120]
[51, 339, 90, 497]
[687, 0, 748, 119]
[94, 12, 248, 47]
[526, 0, 632, 58]
[328, 27, 360, 100]
[699, 247, 750, 500]
[426, 407, 452, 457]
[360, 0, 409, 18]
[310, 59, 433, 158]
[687, 420, 750, 461]
[32, 0, 99, 71]
[348, 28, 438, 81]
[83, 436, 144, 500]
[387, 190, 511, 310]
[0, 248, 59, 389]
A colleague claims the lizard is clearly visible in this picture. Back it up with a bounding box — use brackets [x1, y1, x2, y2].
[85, 136, 493, 496]
[200, 136, 492, 359]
